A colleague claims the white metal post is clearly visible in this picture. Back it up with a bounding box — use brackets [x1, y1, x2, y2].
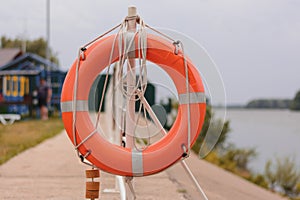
[125, 6, 137, 148]
[46, 0, 51, 85]
[125, 6, 137, 200]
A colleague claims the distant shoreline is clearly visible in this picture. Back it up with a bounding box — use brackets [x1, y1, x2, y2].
[222, 97, 300, 111]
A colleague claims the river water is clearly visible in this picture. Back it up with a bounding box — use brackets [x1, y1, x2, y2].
[216, 109, 300, 173]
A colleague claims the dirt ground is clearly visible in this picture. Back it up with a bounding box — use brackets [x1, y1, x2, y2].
[0, 131, 287, 200]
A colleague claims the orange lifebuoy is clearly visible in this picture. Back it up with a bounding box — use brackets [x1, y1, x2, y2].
[61, 34, 206, 176]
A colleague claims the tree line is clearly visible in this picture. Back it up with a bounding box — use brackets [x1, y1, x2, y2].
[1, 36, 59, 65]
[246, 90, 300, 110]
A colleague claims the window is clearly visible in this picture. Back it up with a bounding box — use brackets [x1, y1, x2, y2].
[4, 76, 11, 96]
[12, 76, 18, 97]
[20, 77, 25, 96]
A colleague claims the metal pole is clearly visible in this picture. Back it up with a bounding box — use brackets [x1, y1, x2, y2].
[125, 6, 137, 148]
[46, 0, 51, 84]
[125, 6, 137, 200]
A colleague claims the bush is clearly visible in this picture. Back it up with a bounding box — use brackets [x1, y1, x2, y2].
[290, 90, 300, 110]
[265, 157, 300, 198]
[248, 174, 269, 189]
[192, 106, 230, 155]
[221, 145, 257, 171]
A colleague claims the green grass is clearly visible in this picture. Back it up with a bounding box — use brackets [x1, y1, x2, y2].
[0, 117, 64, 165]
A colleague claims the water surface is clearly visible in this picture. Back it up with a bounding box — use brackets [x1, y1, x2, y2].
[217, 109, 300, 173]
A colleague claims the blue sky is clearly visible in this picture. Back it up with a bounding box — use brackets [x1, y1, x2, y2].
[0, 0, 299, 104]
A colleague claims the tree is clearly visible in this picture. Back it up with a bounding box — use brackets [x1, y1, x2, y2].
[290, 90, 300, 111]
[192, 105, 231, 154]
[265, 157, 300, 197]
[1, 36, 59, 65]
[215, 144, 257, 175]
[246, 99, 292, 109]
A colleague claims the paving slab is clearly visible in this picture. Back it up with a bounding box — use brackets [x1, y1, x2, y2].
[0, 132, 183, 200]
[0, 131, 288, 200]
[167, 153, 287, 200]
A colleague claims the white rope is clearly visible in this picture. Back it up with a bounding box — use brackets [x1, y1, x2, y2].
[95, 28, 124, 130]
[178, 41, 192, 156]
[72, 48, 82, 157]
[75, 24, 123, 149]
[111, 17, 148, 103]
[181, 160, 209, 200]
[69, 14, 208, 200]
[132, 90, 152, 151]
[145, 24, 176, 43]
[71, 22, 124, 163]
[73, 16, 149, 152]
[143, 25, 192, 155]
[82, 23, 123, 49]
[71, 14, 191, 160]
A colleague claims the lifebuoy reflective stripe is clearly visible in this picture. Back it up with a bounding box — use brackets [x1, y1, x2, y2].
[61, 34, 206, 176]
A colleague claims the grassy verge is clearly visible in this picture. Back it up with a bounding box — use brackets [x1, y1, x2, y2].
[0, 117, 64, 165]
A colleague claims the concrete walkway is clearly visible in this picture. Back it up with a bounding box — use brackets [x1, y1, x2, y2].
[0, 132, 182, 200]
[168, 154, 287, 200]
[0, 131, 287, 200]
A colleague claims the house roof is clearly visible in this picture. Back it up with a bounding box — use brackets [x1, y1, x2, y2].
[0, 48, 22, 67]
[0, 52, 60, 71]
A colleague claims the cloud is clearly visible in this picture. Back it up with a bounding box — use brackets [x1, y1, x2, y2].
[0, 0, 299, 103]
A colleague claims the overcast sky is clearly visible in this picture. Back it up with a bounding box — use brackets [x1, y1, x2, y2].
[0, 0, 299, 104]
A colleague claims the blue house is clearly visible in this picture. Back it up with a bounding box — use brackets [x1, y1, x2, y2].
[0, 48, 66, 116]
